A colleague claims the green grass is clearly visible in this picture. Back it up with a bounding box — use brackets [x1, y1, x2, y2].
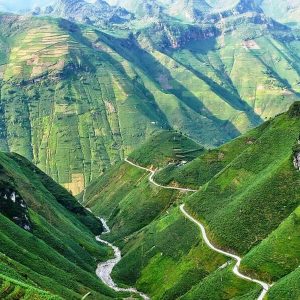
[128, 130, 204, 168]
[186, 112, 300, 254]
[1, 13, 300, 193]
[153, 122, 270, 189]
[266, 267, 300, 300]
[83, 160, 182, 242]
[240, 205, 300, 282]
[113, 207, 258, 300]
[0, 151, 130, 299]
[84, 104, 300, 299]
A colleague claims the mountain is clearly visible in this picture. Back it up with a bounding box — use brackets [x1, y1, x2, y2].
[259, 0, 300, 25]
[105, 0, 212, 22]
[0, 150, 132, 299]
[36, 0, 134, 26]
[1, 7, 300, 193]
[106, 0, 300, 25]
[82, 103, 300, 300]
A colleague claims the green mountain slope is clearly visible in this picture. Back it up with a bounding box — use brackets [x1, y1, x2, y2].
[0, 151, 130, 299]
[82, 131, 201, 240]
[1, 3, 300, 193]
[83, 103, 300, 299]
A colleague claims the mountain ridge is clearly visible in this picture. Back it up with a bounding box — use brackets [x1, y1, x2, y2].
[82, 103, 300, 299]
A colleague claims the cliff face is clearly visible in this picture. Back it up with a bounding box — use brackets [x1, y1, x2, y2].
[293, 136, 300, 170]
[139, 21, 218, 49]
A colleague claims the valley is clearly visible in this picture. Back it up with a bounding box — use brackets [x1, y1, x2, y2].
[0, 0, 299, 299]
[1, 0, 300, 194]
[83, 103, 300, 299]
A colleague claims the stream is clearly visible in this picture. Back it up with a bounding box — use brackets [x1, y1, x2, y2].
[95, 218, 150, 300]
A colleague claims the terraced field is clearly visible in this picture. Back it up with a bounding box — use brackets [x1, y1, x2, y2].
[0, 275, 61, 300]
[0, 12, 300, 193]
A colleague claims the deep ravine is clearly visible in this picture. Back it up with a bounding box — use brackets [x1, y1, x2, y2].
[83, 203, 150, 299]
[95, 218, 150, 300]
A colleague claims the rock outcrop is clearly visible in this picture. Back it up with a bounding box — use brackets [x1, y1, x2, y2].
[293, 132, 300, 171]
[294, 151, 300, 170]
[0, 186, 32, 231]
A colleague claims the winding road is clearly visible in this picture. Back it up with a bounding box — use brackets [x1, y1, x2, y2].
[125, 159, 271, 300]
[125, 158, 197, 192]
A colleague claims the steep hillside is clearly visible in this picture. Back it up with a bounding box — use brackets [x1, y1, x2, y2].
[1, 3, 300, 193]
[128, 130, 204, 167]
[0, 151, 131, 299]
[83, 103, 300, 299]
[82, 131, 201, 240]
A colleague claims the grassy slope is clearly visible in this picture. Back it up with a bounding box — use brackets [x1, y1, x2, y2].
[128, 130, 204, 168]
[0, 152, 129, 300]
[0, 12, 300, 193]
[186, 111, 300, 252]
[83, 131, 200, 240]
[84, 104, 300, 299]
[154, 122, 269, 189]
[0, 272, 61, 300]
[266, 267, 300, 300]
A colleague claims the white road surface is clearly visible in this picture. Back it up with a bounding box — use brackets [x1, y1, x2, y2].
[125, 158, 271, 300]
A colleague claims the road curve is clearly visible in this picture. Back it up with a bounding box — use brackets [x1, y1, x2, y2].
[125, 158, 197, 192]
[125, 158, 270, 300]
[180, 204, 270, 300]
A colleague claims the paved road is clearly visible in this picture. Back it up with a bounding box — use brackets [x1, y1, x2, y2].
[126, 158, 270, 300]
[125, 158, 197, 192]
[180, 204, 270, 300]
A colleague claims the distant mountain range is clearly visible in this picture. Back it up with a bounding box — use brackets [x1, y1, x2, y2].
[1, 0, 300, 27]
[22, 0, 300, 26]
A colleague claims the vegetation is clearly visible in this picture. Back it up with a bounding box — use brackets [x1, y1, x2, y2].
[0, 151, 130, 299]
[1, 2, 300, 299]
[128, 130, 204, 168]
[1, 7, 300, 194]
[84, 105, 300, 299]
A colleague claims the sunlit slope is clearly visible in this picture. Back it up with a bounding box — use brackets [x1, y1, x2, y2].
[0, 151, 125, 300]
[82, 131, 201, 240]
[83, 132, 261, 299]
[83, 104, 300, 299]
[1, 12, 300, 193]
[0, 15, 168, 194]
[0, 273, 62, 300]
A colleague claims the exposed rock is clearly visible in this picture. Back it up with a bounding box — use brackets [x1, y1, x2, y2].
[0, 186, 32, 231]
[139, 21, 218, 50]
[293, 152, 300, 170]
[293, 135, 300, 170]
